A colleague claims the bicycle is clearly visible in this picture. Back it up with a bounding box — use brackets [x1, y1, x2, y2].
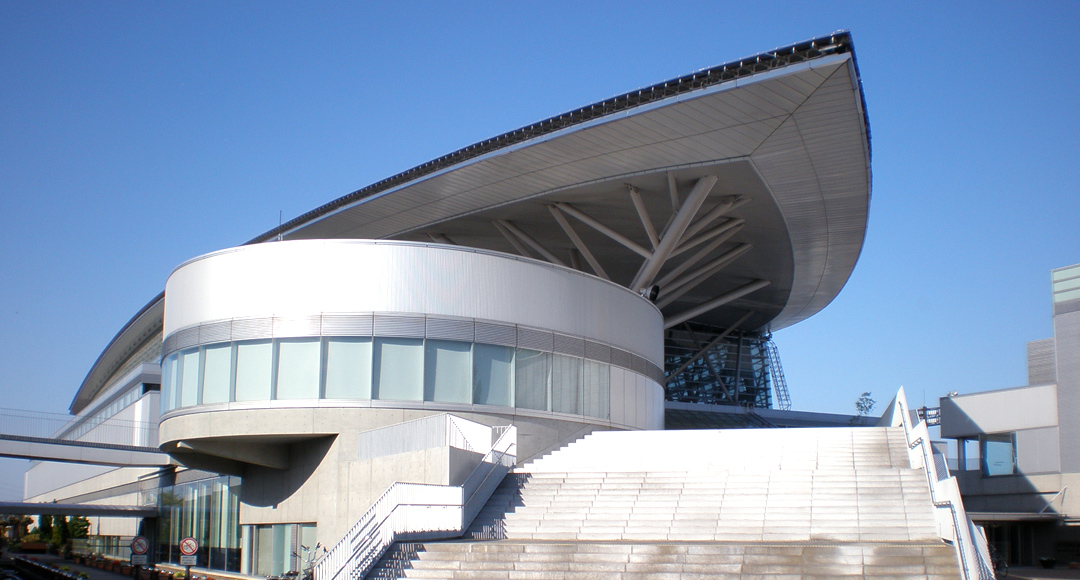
[988, 545, 1008, 579]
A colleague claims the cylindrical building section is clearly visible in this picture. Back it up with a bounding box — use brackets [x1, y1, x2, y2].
[158, 240, 665, 460]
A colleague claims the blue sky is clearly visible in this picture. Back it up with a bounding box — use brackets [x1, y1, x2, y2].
[1, 2, 1077, 499]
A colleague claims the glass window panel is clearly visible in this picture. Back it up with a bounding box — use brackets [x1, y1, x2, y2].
[299, 524, 317, 571]
[424, 340, 472, 403]
[235, 341, 273, 402]
[515, 349, 549, 411]
[161, 355, 176, 413]
[202, 344, 232, 405]
[373, 338, 423, 401]
[324, 338, 372, 399]
[275, 339, 321, 400]
[981, 433, 1016, 477]
[583, 360, 610, 419]
[551, 354, 583, 415]
[255, 526, 274, 576]
[474, 344, 514, 407]
[179, 349, 201, 408]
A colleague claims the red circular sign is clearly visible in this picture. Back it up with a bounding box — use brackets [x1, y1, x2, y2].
[179, 537, 199, 556]
[130, 536, 149, 555]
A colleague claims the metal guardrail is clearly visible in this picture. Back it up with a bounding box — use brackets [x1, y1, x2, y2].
[315, 422, 517, 580]
[883, 387, 995, 580]
[0, 407, 158, 448]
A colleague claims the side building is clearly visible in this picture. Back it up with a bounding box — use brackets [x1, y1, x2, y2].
[939, 262, 1080, 567]
[22, 32, 873, 577]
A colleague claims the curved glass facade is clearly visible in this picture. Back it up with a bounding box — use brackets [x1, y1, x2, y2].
[161, 337, 617, 420]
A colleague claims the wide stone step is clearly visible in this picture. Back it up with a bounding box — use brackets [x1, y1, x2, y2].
[367, 540, 960, 579]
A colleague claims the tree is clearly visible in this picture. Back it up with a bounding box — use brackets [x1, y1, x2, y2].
[38, 514, 52, 538]
[68, 516, 90, 539]
[855, 391, 876, 416]
[52, 514, 70, 546]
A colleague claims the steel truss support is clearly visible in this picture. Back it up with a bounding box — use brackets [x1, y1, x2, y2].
[427, 233, 457, 245]
[627, 185, 660, 250]
[554, 202, 653, 258]
[630, 174, 718, 292]
[663, 279, 770, 329]
[495, 219, 566, 266]
[548, 205, 610, 280]
[656, 243, 754, 308]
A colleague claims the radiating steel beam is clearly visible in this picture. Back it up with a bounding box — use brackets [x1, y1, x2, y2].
[671, 218, 744, 258]
[656, 243, 753, 308]
[496, 219, 567, 266]
[548, 205, 610, 280]
[627, 185, 659, 250]
[554, 202, 652, 259]
[427, 233, 457, 245]
[663, 279, 770, 329]
[656, 227, 744, 288]
[630, 174, 718, 291]
[568, 248, 583, 271]
[667, 171, 680, 211]
[492, 220, 534, 259]
[664, 311, 755, 386]
[680, 196, 748, 243]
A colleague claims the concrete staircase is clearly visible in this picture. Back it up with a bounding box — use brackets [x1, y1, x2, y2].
[365, 427, 961, 579]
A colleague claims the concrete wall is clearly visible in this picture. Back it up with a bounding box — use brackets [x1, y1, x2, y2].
[160, 405, 621, 548]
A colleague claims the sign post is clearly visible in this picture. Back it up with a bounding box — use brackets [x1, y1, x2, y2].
[130, 535, 149, 577]
[179, 537, 199, 579]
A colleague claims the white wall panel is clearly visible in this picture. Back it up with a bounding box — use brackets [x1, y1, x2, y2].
[165, 241, 664, 365]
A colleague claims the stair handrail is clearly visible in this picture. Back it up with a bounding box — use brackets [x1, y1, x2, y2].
[881, 387, 995, 580]
[314, 422, 517, 580]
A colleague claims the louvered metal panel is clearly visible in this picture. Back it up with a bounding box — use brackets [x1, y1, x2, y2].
[321, 314, 373, 336]
[611, 348, 632, 369]
[584, 340, 611, 364]
[273, 316, 322, 338]
[231, 317, 273, 342]
[631, 354, 649, 375]
[198, 321, 232, 345]
[517, 327, 554, 352]
[173, 327, 199, 351]
[474, 322, 516, 347]
[553, 334, 585, 358]
[426, 317, 475, 342]
[161, 333, 177, 356]
[373, 314, 426, 338]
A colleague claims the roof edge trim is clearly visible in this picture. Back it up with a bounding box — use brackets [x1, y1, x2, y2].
[247, 31, 863, 246]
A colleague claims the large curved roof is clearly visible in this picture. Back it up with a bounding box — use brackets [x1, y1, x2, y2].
[71, 31, 871, 413]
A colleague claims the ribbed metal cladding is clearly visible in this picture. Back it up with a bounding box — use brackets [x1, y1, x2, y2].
[475, 322, 516, 347]
[198, 321, 232, 345]
[161, 334, 177, 356]
[552, 334, 586, 357]
[584, 340, 611, 364]
[173, 327, 199, 351]
[426, 318, 475, 342]
[231, 318, 273, 342]
[273, 315, 322, 338]
[321, 314, 373, 336]
[373, 314, 426, 338]
[611, 348, 633, 369]
[517, 327, 554, 352]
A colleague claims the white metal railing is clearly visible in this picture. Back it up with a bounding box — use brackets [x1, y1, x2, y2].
[355, 413, 491, 461]
[880, 387, 995, 580]
[316, 421, 517, 580]
[0, 407, 157, 449]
